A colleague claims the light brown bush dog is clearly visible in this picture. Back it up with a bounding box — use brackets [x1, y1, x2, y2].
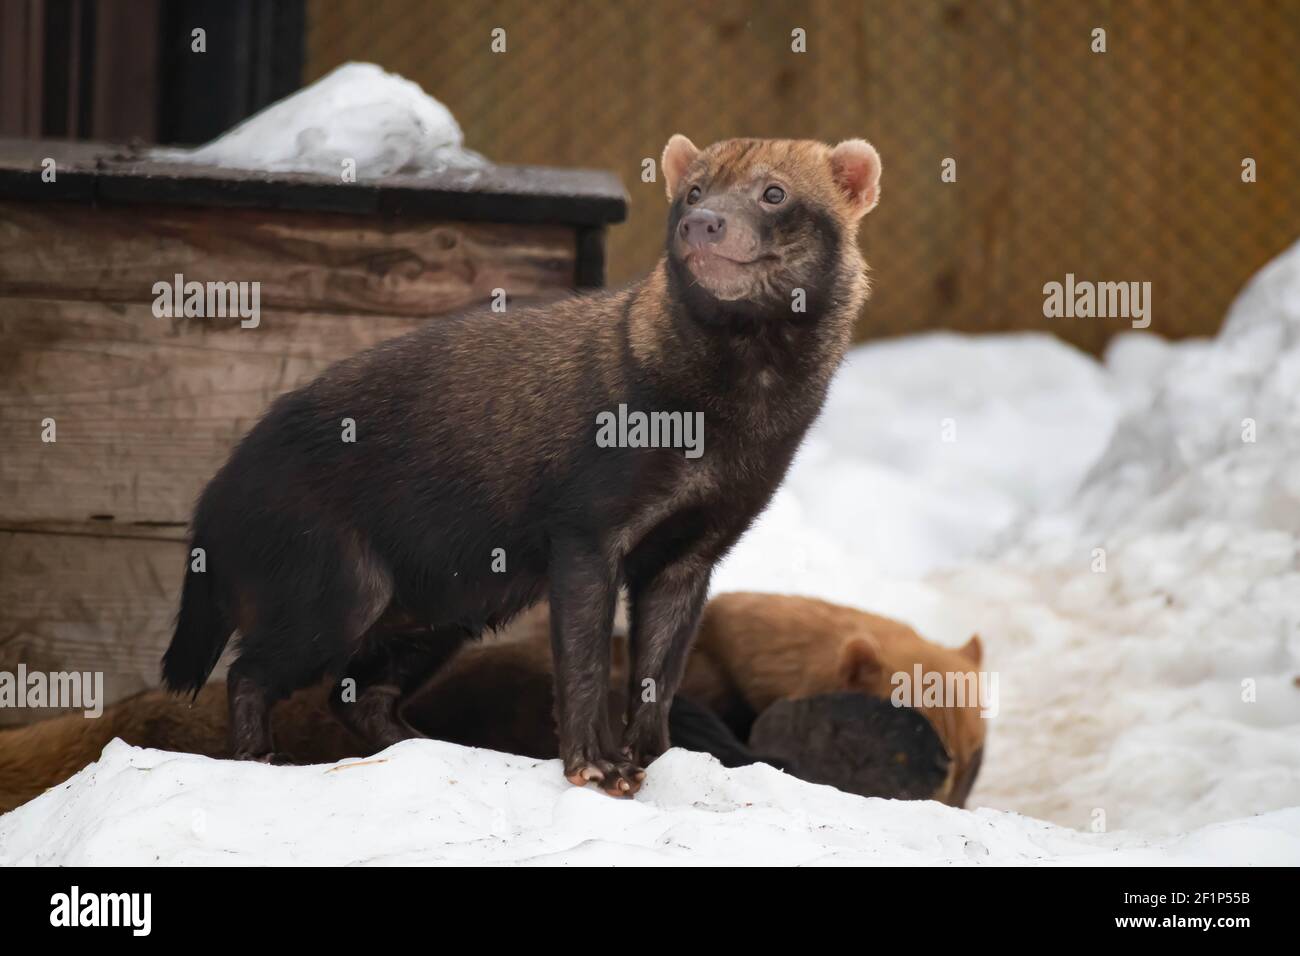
[682, 593, 987, 806]
[0, 681, 363, 813]
[0, 594, 985, 812]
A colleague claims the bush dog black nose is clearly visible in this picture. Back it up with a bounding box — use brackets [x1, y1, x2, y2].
[680, 208, 726, 248]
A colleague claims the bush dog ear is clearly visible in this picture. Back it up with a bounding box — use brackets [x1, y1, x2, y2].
[959, 634, 983, 666]
[838, 634, 885, 688]
[829, 139, 882, 219]
[662, 134, 700, 201]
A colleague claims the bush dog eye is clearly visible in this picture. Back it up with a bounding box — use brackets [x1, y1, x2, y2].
[164, 135, 882, 798]
[762, 185, 786, 204]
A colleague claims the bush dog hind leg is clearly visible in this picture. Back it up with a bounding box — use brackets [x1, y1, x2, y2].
[226, 658, 282, 761]
[328, 624, 470, 750]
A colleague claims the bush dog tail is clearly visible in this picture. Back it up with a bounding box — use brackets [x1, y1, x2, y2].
[161, 564, 232, 696]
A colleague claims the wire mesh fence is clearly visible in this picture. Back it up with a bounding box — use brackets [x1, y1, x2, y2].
[307, 0, 1300, 353]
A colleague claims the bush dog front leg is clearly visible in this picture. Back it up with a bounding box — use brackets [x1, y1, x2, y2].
[624, 557, 712, 767]
[548, 536, 644, 796]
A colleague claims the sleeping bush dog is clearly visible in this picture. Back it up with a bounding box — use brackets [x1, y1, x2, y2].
[684, 593, 987, 807]
[162, 135, 882, 796]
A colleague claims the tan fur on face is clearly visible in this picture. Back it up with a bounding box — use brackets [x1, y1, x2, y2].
[668, 136, 881, 224]
[681, 592, 987, 806]
[666, 138, 874, 304]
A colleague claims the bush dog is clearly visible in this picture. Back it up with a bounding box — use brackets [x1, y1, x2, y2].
[161, 135, 882, 796]
[8, 595, 987, 813]
[683, 592, 986, 806]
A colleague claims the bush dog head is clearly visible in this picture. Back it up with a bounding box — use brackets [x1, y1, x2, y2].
[663, 135, 880, 308]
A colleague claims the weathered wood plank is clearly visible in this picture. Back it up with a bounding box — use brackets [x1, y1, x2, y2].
[0, 200, 577, 317]
[0, 531, 206, 726]
[0, 298, 432, 528]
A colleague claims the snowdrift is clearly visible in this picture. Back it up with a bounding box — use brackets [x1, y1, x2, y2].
[3, 739, 1297, 866]
[717, 238, 1300, 836]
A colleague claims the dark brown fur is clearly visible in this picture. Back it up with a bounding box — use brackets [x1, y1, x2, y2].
[161, 135, 881, 795]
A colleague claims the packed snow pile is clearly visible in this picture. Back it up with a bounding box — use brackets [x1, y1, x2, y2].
[151, 62, 486, 177]
[717, 238, 1300, 835]
[4, 240, 1299, 863]
[3, 739, 1298, 865]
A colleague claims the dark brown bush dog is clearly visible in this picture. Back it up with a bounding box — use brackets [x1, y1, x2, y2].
[160, 135, 881, 796]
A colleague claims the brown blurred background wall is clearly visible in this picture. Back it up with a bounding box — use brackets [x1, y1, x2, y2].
[307, 0, 1300, 354]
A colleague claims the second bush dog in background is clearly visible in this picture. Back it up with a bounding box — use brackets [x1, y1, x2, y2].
[162, 134, 882, 796]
